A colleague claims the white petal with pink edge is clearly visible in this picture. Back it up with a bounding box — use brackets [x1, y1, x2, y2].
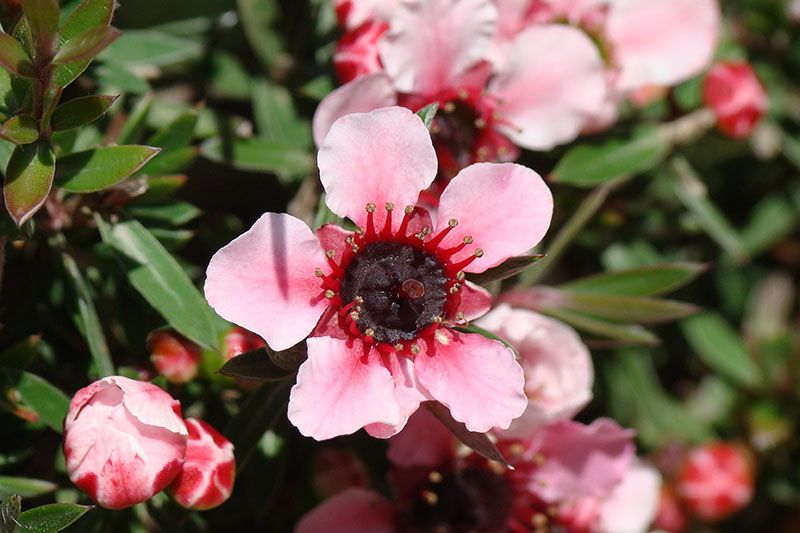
[378, 0, 497, 96]
[288, 336, 401, 440]
[204, 213, 328, 352]
[414, 329, 527, 433]
[318, 106, 437, 228]
[490, 24, 608, 150]
[434, 162, 552, 273]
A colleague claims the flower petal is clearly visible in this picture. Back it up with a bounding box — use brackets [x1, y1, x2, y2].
[387, 409, 454, 469]
[414, 329, 526, 432]
[435, 162, 553, 273]
[318, 106, 437, 228]
[606, 0, 719, 92]
[378, 0, 497, 95]
[489, 24, 607, 150]
[288, 337, 401, 440]
[296, 488, 396, 533]
[312, 73, 397, 147]
[457, 281, 492, 321]
[365, 352, 429, 438]
[205, 213, 328, 351]
[598, 460, 662, 533]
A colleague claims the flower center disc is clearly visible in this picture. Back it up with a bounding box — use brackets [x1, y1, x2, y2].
[339, 241, 448, 344]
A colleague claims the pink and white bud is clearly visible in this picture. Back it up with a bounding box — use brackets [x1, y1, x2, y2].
[64, 376, 188, 510]
[223, 326, 266, 361]
[334, 21, 388, 84]
[703, 61, 768, 139]
[148, 330, 201, 384]
[169, 418, 236, 510]
[677, 442, 754, 522]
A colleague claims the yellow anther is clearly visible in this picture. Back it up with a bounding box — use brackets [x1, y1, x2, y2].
[444, 102, 456, 113]
[458, 89, 469, 100]
[532, 513, 548, 527]
[422, 490, 438, 506]
[366, 203, 376, 213]
[364, 328, 375, 337]
[533, 453, 545, 465]
[315, 267, 323, 277]
[432, 316, 443, 324]
[428, 471, 443, 484]
[324, 290, 335, 299]
[449, 285, 460, 294]
[474, 118, 486, 129]
[385, 202, 394, 211]
[404, 205, 414, 214]
[455, 271, 465, 281]
[326, 250, 335, 259]
[463, 236, 473, 244]
[474, 249, 484, 258]
[448, 218, 458, 227]
[394, 343, 404, 352]
[410, 344, 421, 355]
[355, 296, 364, 304]
[350, 312, 360, 321]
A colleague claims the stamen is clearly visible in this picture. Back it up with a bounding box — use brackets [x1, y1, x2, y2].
[438, 235, 473, 260]
[443, 102, 455, 113]
[364, 328, 375, 337]
[365, 203, 377, 240]
[474, 118, 487, 129]
[425, 218, 458, 251]
[458, 89, 469, 100]
[447, 250, 482, 273]
[324, 290, 335, 299]
[422, 490, 438, 506]
[410, 344, 421, 355]
[394, 343, 404, 352]
[315, 268, 323, 277]
[381, 202, 394, 238]
[428, 471, 443, 484]
[397, 205, 415, 238]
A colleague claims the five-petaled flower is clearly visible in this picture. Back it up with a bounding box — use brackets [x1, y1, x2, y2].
[205, 106, 553, 440]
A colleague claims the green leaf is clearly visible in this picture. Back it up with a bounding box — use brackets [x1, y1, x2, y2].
[0, 336, 41, 369]
[218, 348, 295, 382]
[416, 103, 439, 130]
[424, 401, 509, 466]
[53, 0, 115, 87]
[0, 369, 69, 432]
[146, 108, 198, 151]
[17, 503, 92, 532]
[117, 93, 154, 145]
[466, 255, 544, 285]
[552, 126, 669, 187]
[99, 30, 202, 68]
[54, 145, 160, 192]
[53, 25, 120, 65]
[201, 137, 312, 178]
[50, 95, 116, 132]
[61, 252, 114, 378]
[0, 33, 35, 78]
[0, 114, 39, 144]
[21, 0, 60, 42]
[0, 477, 56, 499]
[236, 0, 284, 71]
[0, 494, 21, 533]
[96, 217, 221, 350]
[94, 63, 149, 95]
[740, 194, 798, 256]
[225, 381, 291, 466]
[127, 201, 200, 226]
[559, 263, 707, 297]
[137, 146, 196, 176]
[3, 141, 55, 226]
[541, 290, 697, 323]
[681, 311, 763, 388]
[251, 79, 309, 147]
[542, 307, 659, 346]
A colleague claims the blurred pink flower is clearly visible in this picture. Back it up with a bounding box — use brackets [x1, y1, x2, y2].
[205, 106, 552, 440]
[148, 330, 201, 384]
[703, 61, 768, 139]
[169, 418, 236, 510]
[63, 376, 188, 509]
[311, 447, 370, 498]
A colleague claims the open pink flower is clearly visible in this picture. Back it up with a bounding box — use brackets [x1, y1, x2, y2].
[475, 304, 593, 435]
[206, 106, 552, 440]
[64, 376, 188, 510]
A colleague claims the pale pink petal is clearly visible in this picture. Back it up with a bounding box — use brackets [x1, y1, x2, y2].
[387, 409, 454, 469]
[378, 0, 497, 95]
[315, 223, 352, 259]
[335, 0, 401, 29]
[434, 162, 552, 273]
[606, 0, 720, 92]
[599, 460, 662, 533]
[318, 107, 437, 228]
[476, 305, 593, 436]
[296, 488, 397, 533]
[312, 73, 397, 147]
[414, 329, 526, 432]
[457, 281, 492, 321]
[113, 376, 188, 435]
[527, 418, 635, 502]
[205, 213, 328, 351]
[365, 352, 429, 438]
[489, 24, 607, 150]
[288, 337, 400, 440]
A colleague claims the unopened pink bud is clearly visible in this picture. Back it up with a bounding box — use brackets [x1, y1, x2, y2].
[149, 330, 201, 384]
[703, 62, 768, 139]
[64, 376, 188, 509]
[169, 418, 236, 510]
[334, 20, 388, 84]
[223, 326, 266, 361]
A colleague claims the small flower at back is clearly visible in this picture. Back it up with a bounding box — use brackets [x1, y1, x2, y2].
[703, 61, 768, 139]
[148, 330, 202, 384]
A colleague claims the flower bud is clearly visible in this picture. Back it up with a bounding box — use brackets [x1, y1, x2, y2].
[677, 442, 754, 522]
[223, 326, 266, 360]
[703, 62, 768, 139]
[654, 485, 688, 533]
[334, 21, 388, 84]
[169, 418, 236, 510]
[148, 330, 201, 384]
[64, 376, 188, 509]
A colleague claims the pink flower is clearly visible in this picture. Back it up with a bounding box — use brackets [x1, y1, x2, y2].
[311, 447, 370, 498]
[334, 20, 388, 84]
[475, 304, 593, 435]
[207, 106, 552, 440]
[703, 61, 768, 139]
[297, 487, 397, 533]
[223, 326, 266, 361]
[148, 330, 202, 384]
[169, 418, 236, 510]
[596, 459, 662, 533]
[63, 376, 188, 510]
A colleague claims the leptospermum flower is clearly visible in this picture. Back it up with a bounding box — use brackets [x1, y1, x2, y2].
[703, 61, 768, 139]
[205, 106, 552, 440]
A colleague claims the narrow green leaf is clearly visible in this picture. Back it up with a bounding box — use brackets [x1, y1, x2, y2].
[416, 103, 439, 130]
[559, 263, 707, 297]
[251, 79, 309, 147]
[740, 194, 798, 256]
[0, 494, 21, 533]
[0, 369, 69, 432]
[54, 145, 160, 192]
[225, 381, 291, 466]
[466, 255, 544, 285]
[147, 108, 198, 151]
[201, 137, 312, 177]
[0, 335, 41, 369]
[50, 95, 116, 132]
[542, 307, 659, 346]
[17, 503, 92, 532]
[3, 141, 55, 226]
[552, 126, 669, 187]
[127, 201, 200, 226]
[99, 30, 202, 68]
[0, 33, 35, 78]
[94, 63, 150, 95]
[62, 252, 114, 378]
[0, 477, 56, 499]
[53, 25, 120, 65]
[0, 114, 39, 144]
[21, 0, 60, 42]
[425, 401, 509, 466]
[117, 92, 154, 145]
[218, 348, 295, 382]
[548, 291, 697, 323]
[53, 0, 115, 87]
[681, 311, 763, 388]
[97, 217, 221, 350]
[137, 147, 196, 176]
[236, 0, 284, 71]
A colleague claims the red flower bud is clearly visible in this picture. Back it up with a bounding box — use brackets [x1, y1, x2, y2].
[334, 21, 388, 84]
[148, 330, 201, 384]
[654, 485, 688, 532]
[703, 61, 768, 139]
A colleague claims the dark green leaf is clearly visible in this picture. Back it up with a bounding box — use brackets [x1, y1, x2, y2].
[21, 0, 60, 42]
[225, 381, 291, 466]
[466, 255, 544, 285]
[17, 503, 91, 532]
[201, 137, 312, 177]
[94, 63, 149, 95]
[558, 263, 707, 296]
[542, 290, 698, 323]
[236, 0, 284, 71]
[96, 217, 222, 350]
[99, 30, 202, 68]
[146, 108, 198, 150]
[0, 477, 56, 499]
[740, 194, 798, 256]
[416, 103, 439, 130]
[541, 307, 659, 346]
[50, 95, 116, 132]
[0, 369, 69, 432]
[0, 33, 35, 78]
[0, 494, 21, 533]
[218, 348, 295, 382]
[552, 126, 669, 187]
[116, 93, 154, 145]
[424, 401, 509, 467]
[54, 145, 160, 192]
[126, 201, 200, 226]
[53, 25, 119, 65]
[0, 335, 41, 369]
[0, 114, 39, 144]
[3, 141, 55, 226]
[137, 146, 196, 176]
[681, 311, 763, 388]
[53, 0, 115, 87]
